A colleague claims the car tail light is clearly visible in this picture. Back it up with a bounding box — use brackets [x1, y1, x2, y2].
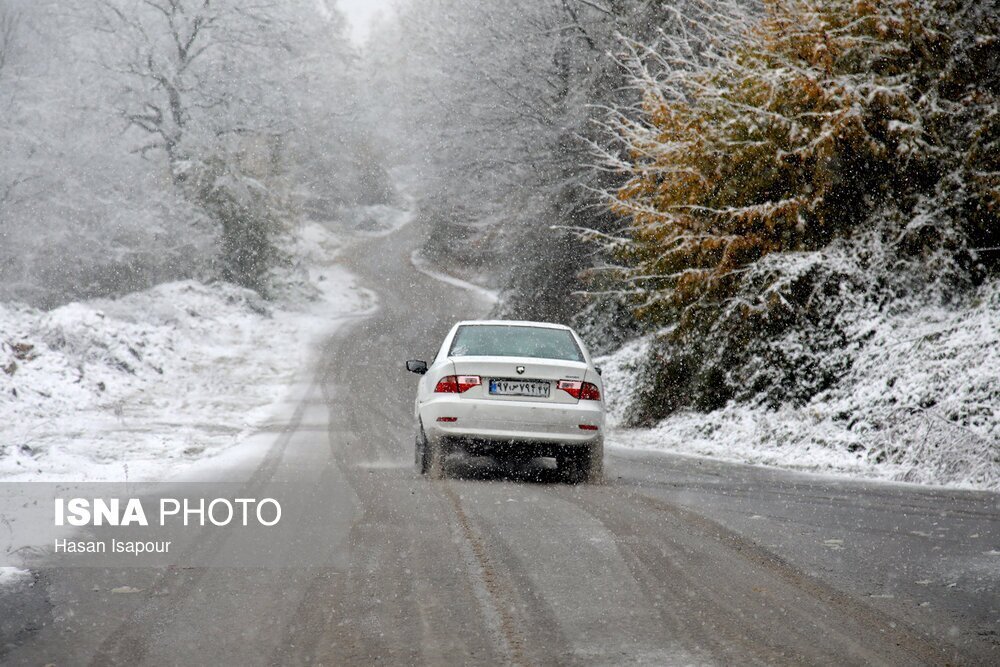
[437, 417, 458, 422]
[578, 424, 599, 431]
[456, 375, 481, 392]
[434, 376, 459, 393]
[434, 375, 481, 393]
[557, 380, 601, 401]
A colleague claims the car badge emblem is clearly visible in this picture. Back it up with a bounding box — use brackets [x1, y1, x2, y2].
[516, 365, 525, 375]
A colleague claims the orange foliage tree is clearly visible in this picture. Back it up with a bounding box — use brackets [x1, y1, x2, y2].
[600, 0, 952, 324]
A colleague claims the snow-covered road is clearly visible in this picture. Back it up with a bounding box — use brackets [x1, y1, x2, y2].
[1, 217, 998, 665]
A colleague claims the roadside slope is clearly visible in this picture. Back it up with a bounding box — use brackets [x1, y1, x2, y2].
[0, 222, 373, 483]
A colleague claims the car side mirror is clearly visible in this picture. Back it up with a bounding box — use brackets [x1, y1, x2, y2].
[595, 366, 603, 376]
[406, 359, 428, 375]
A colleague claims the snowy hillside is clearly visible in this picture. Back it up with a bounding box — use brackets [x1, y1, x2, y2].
[602, 277, 1000, 491]
[0, 223, 374, 482]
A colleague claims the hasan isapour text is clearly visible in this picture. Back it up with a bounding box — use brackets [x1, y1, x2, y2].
[54, 538, 173, 555]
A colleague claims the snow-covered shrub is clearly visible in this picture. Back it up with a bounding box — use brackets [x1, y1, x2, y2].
[593, 336, 652, 428]
[840, 276, 1000, 487]
[183, 154, 290, 296]
[572, 291, 642, 357]
[623, 248, 862, 425]
[607, 276, 1000, 489]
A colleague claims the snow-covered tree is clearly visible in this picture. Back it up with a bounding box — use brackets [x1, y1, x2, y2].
[592, 0, 1000, 420]
[0, 1, 209, 305]
[601, 2, 923, 314]
[87, 0, 292, 174]
[368, 0, 692, 322]
[80, 0, 363, 293]
[0, 0, 364, 304]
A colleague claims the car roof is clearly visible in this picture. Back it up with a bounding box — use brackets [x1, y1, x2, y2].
[453, 320, 572, 331]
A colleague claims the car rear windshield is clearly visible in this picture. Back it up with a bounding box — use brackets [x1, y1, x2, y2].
[449, 325, 584, 362]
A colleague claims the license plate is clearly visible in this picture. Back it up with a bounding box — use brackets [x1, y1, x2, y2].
[489, 379, 550, 397]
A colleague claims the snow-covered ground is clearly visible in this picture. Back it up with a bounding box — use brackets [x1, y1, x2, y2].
[601, 279, 1000, 492]
[0, 221, 375, 483]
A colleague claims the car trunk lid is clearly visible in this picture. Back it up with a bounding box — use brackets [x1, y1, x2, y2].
[449, 356, 586, 404]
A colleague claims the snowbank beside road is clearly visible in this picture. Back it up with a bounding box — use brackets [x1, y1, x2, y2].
[0, 223, 374, 483]
[603, 279, 1000, 491]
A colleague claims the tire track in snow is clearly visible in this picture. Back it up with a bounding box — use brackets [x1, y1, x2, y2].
[439, 481, 526, 666]
[88, 377, 319, 666]
[552, 484, 957, 665]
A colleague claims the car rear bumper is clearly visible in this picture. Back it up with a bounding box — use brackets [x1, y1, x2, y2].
[443, 436, 602, 459]
[421, 395, 604, 447]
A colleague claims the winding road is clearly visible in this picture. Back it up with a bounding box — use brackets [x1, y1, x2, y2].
[3, 219, 999, 665]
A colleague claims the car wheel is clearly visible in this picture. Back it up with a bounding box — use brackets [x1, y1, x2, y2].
[415, 423, 430, 475]
[584, 440, 604, 484]
[560, 441, 603, 484]
[426, 436, 447, 479]
[558, 450, 583, 484]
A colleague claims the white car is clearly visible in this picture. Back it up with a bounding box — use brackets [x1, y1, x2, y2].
[406, 320, 604, 482]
